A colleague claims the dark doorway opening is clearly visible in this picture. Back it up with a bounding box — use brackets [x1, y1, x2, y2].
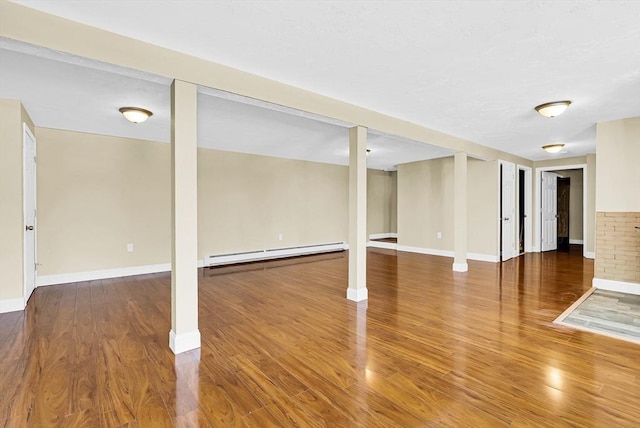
[557, 177, 570, 252]
[518, 169, 525, 254]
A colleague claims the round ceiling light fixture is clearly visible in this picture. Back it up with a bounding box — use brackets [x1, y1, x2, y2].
[542, 143, 565, 154]
[535, 101, 572, 118]
[119, 107, 153, 123]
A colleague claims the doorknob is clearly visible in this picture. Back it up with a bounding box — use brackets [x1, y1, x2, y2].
[503, 217, 510, 221]
[26, 225, 34, 231]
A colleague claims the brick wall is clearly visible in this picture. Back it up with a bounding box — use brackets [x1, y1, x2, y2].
[595, 212, 640, 283]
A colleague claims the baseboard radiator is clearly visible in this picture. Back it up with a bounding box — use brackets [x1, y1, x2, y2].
[205, 242, 346, 267]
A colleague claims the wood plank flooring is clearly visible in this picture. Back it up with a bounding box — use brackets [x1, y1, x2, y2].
[2, 247, 639, 427]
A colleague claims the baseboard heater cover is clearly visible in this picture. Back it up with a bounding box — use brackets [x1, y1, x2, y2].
[205, 242, 346, 267]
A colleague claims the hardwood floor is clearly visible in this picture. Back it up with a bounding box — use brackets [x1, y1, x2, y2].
[2, 247, 639, 427]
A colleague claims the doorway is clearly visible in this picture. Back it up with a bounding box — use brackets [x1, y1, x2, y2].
[557, 177, 570, 252]
[535, 163, 587, 256]
[518, 169, 525, 254]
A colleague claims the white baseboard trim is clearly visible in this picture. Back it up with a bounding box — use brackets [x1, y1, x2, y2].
[169, 329, 201, 354]
[37, 262, 173, 287]
[367, 241, 398, 250]
[584, 251, 595, 259]
[397, 245, 498, 263]
[593, 278, 640, 295]
[397, 245, 453, 258]
[346, 287, 368, 302]
[569, 239, 584, 245]
[452, 262, 468, 272]
[369, 232, 398, 240]
[0, 298, 25, 314]
[467, 252, 500, 263]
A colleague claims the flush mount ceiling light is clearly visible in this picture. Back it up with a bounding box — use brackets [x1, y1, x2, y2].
[542, 143, 565, 153]
[119, 107, 153, 123]
[535, 101, 572, 118]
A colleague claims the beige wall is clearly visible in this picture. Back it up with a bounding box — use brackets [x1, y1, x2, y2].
[594, 117, 640, 284]
[390, 171, 397, 233]
[398, 157, 454, 251]
[36, 127, 172, 275]
[554, 169, 584, 241]
[35, 127, 349, 276]
[197, 148, 348, 256]
[586, 154, 596, 254]
[398, 157, 498, 257]
[596, 117, 640, 212]
[0, 99, 34, 303]
[468, 159, 499, 256]
[367, 169, 396, 236]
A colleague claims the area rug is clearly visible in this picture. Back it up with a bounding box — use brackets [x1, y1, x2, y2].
[554, 288, 640, 344]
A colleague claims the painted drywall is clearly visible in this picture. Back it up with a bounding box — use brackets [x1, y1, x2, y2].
[398, 157, 498, 257]
[553, 169, 584, 241]
[197, 148, 348, 256]
[586, 153, 596, 255]
[596, 117, 640, 212]
[390, 171, 397, 233]
[36, 127, 172, 276]
[397, 157, 455, 251]
[35, 127, 349, 276]
[367, 169, 395, 236]
[0, 99, 34, 304]
[468, 159, 499, 256]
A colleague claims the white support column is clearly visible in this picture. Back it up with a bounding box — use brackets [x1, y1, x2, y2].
[453, 151, 468, 272]
[169, 80, 200, 354]
[347, 125, 368, 301]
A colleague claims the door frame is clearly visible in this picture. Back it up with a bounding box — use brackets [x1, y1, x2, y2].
[517, 165, 533, 253]
[23, 123, 37, 306]
[534, 163, 587, 257]
[499, 160, 517, 261]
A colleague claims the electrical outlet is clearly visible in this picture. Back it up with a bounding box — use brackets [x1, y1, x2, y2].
[127, 243, 134, 252]
[278, 233, 283, 241]
[437, 232, 442, 239]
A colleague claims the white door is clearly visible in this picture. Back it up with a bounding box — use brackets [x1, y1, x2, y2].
[23, 124, 37, 305]
[541, 171, 558, 252]
[501, 161, 516, 261]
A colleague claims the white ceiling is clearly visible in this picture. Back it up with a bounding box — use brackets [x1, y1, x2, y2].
[0, 38, 453, 170]
[5, 0, 640, 163]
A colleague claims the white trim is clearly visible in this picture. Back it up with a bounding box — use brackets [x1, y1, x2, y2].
[346, 287, 368, 302]
[584, 251, 595, 259]
[397, 245, 498, 263]
[36, 242, 345, 287]
[534, 164, 588, 256]
[517, 164, 533, 253]
[467, 252, 500, 263]
[169, 329, 201, 354]
[0, 298, 25, 314]
[205, 242, 346, 267]
[397, 245, 453, 258]
[593, 278, 640, 295]
[23, 123, 37, 306]
[368, 232, 398, 240]
[569, 239, 584, 245]
[367, 241, 397, 250]
[452, 262, 468, 272]
[37, 263, 172, 286]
